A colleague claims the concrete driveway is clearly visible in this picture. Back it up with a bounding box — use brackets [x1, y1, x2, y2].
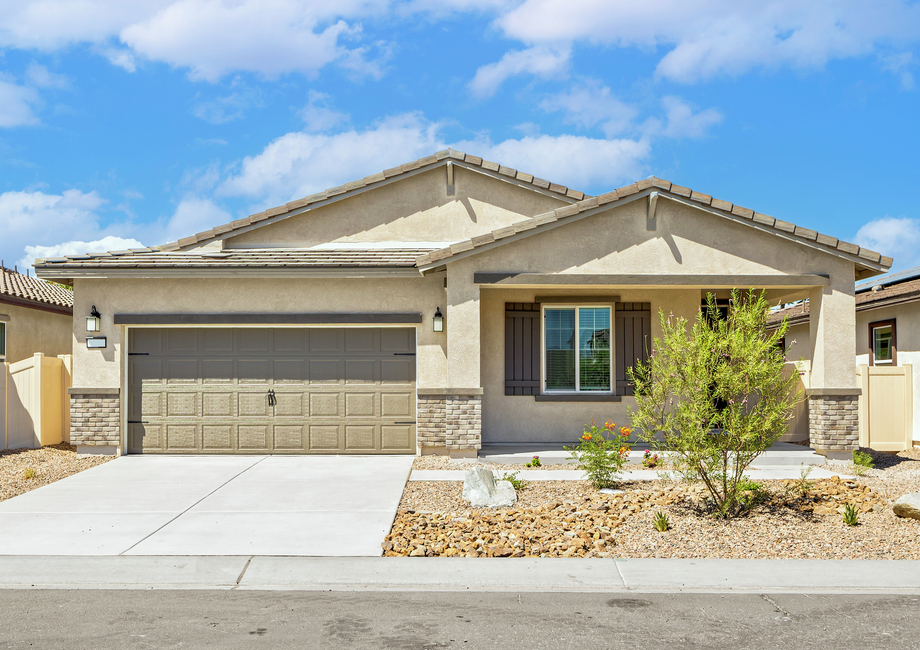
[0, 455, 413, 556]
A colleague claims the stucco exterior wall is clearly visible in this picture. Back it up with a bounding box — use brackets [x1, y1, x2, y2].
[225, 167, 568, 247]
[855, 302, 920, 441]
[0, 301, 72, 364]
[478, 287, 701, 444]
[71, 275, 448, 391]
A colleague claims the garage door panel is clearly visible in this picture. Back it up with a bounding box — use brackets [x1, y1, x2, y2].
[166, 425, 197, 451]
[345, 425, 376, 450]
[131, 329, 163, 354]
[273, 328, 305, 353]
[309, 329, 343, 353]
[345, 359, 376, 384]
[381, 328, 414, 353]
[382, 425, 412, 451]
[167, 329, 198, 354]
[274, 392, 304, 417]
[273, 425, 305, 450]
[202, 329, 233, 353]
[309, 425, 340, 450]
[309, 393, 339, 417]
[203, 392, 233, 417]
[381, 359, 414, 384]
[167, 392, 198, 417]
[239, 393, 269, 417]
[131, 423, 162, 451]
[166, 359, 198, 384]
[202, 359, 233, 384]
[238, 329, 270, 353]
[239, 425, 270, 450]
[274, 359, 305, 384]
[128, 327, 416, 454]
[239, 359, 270, 384]
[203, 425, 233, 450]
[309, 359, 341, 384]
[381, 393, 411, 418]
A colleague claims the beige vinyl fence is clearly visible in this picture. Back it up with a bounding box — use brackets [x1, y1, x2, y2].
[780, 360, 810, 442]
[858, 364, 913, 452]
[0, 354, 73, 450]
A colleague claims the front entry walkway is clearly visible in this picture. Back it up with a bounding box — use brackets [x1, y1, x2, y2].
[0, 455, 413, 556]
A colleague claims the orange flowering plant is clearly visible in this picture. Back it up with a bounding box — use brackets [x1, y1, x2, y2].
[564, 420, 634, 489]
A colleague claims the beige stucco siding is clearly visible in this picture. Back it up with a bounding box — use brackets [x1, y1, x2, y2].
[225, 167, 568, 247]
[479, 287, 702, 444]
[855, 302, 920, 441]
[0, 302, 72, 364]
[71, 275, 447, 391]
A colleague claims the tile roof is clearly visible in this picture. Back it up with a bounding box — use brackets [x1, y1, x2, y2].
[33, 249, 434, 270]
[0, 265, 73, 309]
[768, 276, 920, 326]
[855, 265, 920, 292]
[414, 177, 893, 272]
[155, 149, 589, 253]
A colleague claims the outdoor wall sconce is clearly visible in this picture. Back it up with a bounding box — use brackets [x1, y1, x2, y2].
[86, 336, 107, 349]
[433, 307, 444, 332]
[86, 305, 102, 332]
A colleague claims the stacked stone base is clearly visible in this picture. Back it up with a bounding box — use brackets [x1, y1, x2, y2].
[69, 391, 120, 453]
[808, 392, 859, 456]
[417, 390, 482, 455]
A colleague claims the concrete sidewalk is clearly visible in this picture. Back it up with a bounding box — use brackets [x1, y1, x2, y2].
[409, 467, 854, 481]
[0, 556, 917, 593]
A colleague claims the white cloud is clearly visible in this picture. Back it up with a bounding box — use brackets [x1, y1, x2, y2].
[453, 133, 651, 189]
[25, 62, 67, 88]
[218, 112, 444, 206]
[652, 96, 723, 139]
[881, 51, 917, 90]
[495, 0, 920, 83]
[469, 46, 570, 97]
[193, 84, 264, 124]
[0, 77, 40, 127]
[23, 236, 145, 268]
[540, 83, 638, 137]
[154, 197, 233, 243]
[300, 90, 349, 132]
[855, 216, 919, 270]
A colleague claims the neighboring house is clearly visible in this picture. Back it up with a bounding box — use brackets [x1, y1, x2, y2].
[34, 150, 891, 458]
[771, 266, 920, 449]
[0, 265, 73, 364]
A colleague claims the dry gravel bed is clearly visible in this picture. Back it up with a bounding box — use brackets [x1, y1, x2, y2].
[0, 444, 113, 503]
[386, 451, 920, 559]
[411, 455, 670, 472]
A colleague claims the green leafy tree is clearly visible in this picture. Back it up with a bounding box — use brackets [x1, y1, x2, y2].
[628, 290, 801, 517]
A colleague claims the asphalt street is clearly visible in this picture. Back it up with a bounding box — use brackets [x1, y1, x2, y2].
[1, 590, 917, 649]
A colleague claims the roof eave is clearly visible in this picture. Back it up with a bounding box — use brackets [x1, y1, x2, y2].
[33, 266, 425, 280]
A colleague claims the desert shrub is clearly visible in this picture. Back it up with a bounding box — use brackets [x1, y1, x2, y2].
[628, 290, 801, 518]
[565, 421, 633, 489]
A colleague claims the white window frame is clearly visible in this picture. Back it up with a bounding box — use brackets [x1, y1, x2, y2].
[541, 304, 614, 394]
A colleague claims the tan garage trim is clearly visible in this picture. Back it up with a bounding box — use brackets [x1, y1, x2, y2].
[115, 313, 423, 325]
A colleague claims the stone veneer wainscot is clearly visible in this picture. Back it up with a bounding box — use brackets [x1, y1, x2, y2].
[417, 389, 482, 453]
[69, 390, 121, 448]
[808, 392, 859, 454]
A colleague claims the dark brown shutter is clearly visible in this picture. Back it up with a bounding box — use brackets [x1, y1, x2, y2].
[505, 302, 541, 395]
[615, 302, 651, 396]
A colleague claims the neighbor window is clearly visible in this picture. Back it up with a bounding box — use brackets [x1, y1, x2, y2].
[870, 319, 896, 365]
[543, 306, 611, 392]
[0, 322, 6, 362]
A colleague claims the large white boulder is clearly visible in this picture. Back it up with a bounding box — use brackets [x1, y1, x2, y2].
[462, 467, 517, 508]
[893, 493, 920, 520]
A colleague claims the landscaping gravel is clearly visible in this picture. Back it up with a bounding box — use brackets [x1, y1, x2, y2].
[385, 467, 920, 559]
[0, 444, 113, 503]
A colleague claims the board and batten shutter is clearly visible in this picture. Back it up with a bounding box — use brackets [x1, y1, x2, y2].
[504, 302, 541, 395]
[615, 302, 651, 396]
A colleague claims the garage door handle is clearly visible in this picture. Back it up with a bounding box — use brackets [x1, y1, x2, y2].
[393, 353, 416, 356]
[268, 389, 277, 407]
[392, 421, 416, 425]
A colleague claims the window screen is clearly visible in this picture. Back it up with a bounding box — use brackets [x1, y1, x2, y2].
[873, 325, 893, 363]
[545, 308, 576, 390]
[579, 307, 611, 391]
[0, 322, 5, 360]
[544, 306, 611, 392]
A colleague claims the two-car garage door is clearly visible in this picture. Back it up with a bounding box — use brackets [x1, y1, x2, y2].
[127, 327, 416, 454]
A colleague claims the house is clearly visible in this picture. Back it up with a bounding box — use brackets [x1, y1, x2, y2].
[771, 266, 920, 450]
[0, 265, 73, 365]
[33, 150, 891, 458]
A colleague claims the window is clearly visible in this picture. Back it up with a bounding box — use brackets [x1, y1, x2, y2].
[543, 306, 611, 393]
[0, 321, 5, 362]
[869, 319, 896, 366]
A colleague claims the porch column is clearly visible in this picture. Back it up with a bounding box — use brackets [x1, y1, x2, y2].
[417, 263, 482, 458]
[806, 275, 860, 460]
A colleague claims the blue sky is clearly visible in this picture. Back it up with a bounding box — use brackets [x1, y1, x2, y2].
[1, 0, 919, 272]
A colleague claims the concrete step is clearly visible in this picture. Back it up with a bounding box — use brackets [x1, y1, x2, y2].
[479, 442, 826, 467]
